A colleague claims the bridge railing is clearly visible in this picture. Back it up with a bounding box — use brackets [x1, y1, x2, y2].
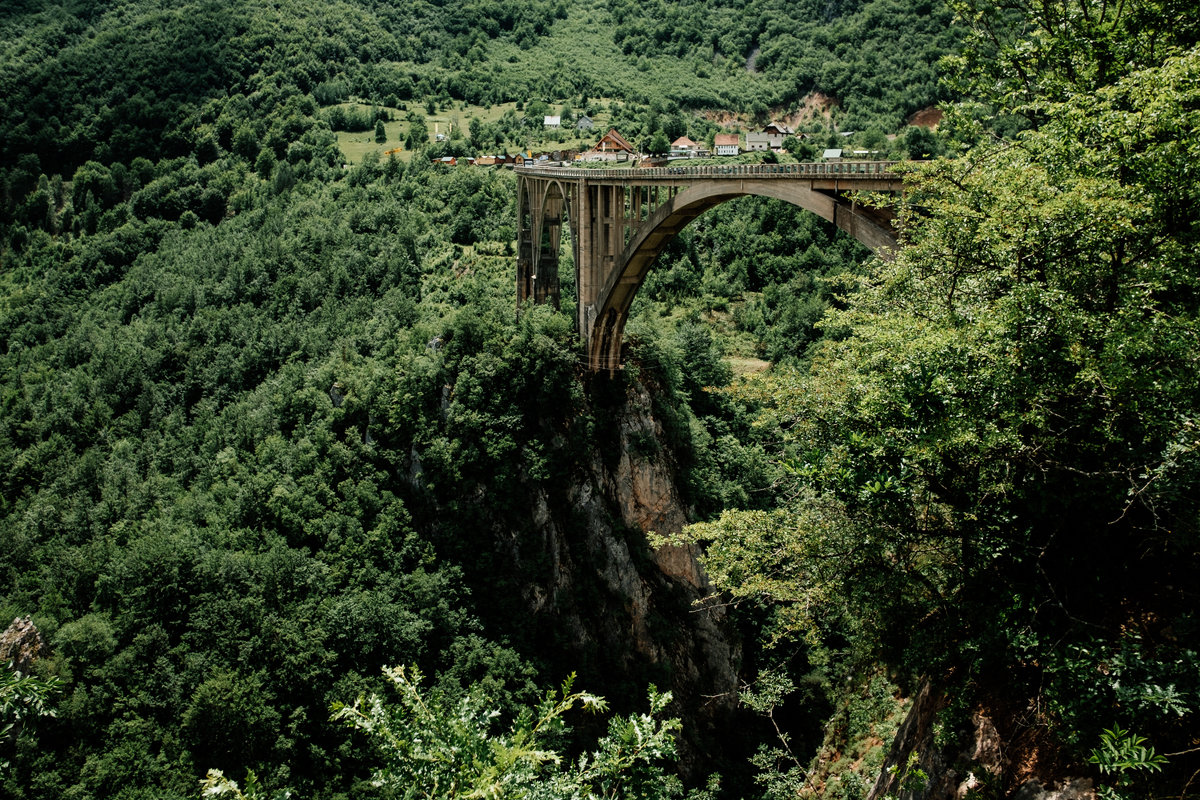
[515, 161, 901, 180]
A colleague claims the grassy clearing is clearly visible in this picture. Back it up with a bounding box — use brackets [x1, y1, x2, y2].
[727, 355, 771, 376]
[332, 99, 618, 164]
[335, 130, 407, 165]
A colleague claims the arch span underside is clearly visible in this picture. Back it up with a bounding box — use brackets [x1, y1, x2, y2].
[584, 181, 897, 372]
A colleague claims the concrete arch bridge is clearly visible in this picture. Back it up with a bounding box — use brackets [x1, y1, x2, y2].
[516, 161, 904, 373]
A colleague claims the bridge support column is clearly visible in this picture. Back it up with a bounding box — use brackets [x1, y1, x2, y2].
[576, 185, 598, 344]
[517, 176, 574, 309]
[536, 192, 563, 307]
[517, 178, 535, 305]
[575, 183, 632, 372]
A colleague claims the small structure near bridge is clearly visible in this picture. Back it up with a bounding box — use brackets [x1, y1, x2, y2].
[713, 133, 740, 156]
[746, 122, 795, 151]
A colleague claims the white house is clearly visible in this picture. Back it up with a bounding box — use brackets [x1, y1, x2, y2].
[714, 133, 740, 156]
[746, 122, 796, 151]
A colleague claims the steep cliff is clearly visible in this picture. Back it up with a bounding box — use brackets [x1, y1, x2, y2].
[455, 372, 744, 779]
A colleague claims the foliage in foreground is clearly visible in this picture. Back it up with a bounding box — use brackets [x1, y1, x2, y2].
[0, 662, 59, 776]
[199, 768, 291, 800]
[330, 666, 697, 800]
[679, 11, 1200, 797]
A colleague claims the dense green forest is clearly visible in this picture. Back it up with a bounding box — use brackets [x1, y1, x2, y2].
[0, 0, 955, 182]
[2, 0, 1199, 798]
[608, 0, 959, 126]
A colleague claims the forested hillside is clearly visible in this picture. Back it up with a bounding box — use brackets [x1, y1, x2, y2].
[609, 0, 959, 126]
[0, 0, 912, 796]
[0, 0, 561, 173]
[0, 0, 955, 181]
[673, 2, 1200, 799]
[2, 0, 1198, 799]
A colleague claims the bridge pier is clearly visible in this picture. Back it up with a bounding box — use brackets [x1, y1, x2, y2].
[516, 177, 568, 307]
[517, 162, 903, 373]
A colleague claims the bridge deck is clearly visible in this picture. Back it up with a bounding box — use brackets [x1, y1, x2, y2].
[516, 160, 901, 184]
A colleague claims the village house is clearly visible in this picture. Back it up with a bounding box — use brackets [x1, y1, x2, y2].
[579, 128, 637, 162]
[714, 133, 740, 156]
[575, 115, 594, 131]
[543, 115, 561, 129]
[668, 136, 707, 159]
[746, 121, 795, 151]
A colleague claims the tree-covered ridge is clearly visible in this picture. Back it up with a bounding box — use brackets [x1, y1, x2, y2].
[0, 143, 545, 796]
[0, 111, 787, 794]
[0, 0, 960, 183]
[0, 0, 566, 174]
[609, 0, 961, 127]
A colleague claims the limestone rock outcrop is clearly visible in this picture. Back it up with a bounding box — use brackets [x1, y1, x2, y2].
[1, 616, 47, 673]
[867, 680, 1094, 800]
[476, 376, 741, 779]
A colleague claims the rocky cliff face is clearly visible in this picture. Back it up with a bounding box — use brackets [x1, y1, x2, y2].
[867, 680, 1096, 800]
[586, 380, 739, 717]
[0, 616, 47, 673]
[488, 376, 743, 778]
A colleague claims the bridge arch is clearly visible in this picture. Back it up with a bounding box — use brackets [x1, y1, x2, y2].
[515, 163, 903, 372]
[586, 180, 896, 371]
[517, 176, 574, 307]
